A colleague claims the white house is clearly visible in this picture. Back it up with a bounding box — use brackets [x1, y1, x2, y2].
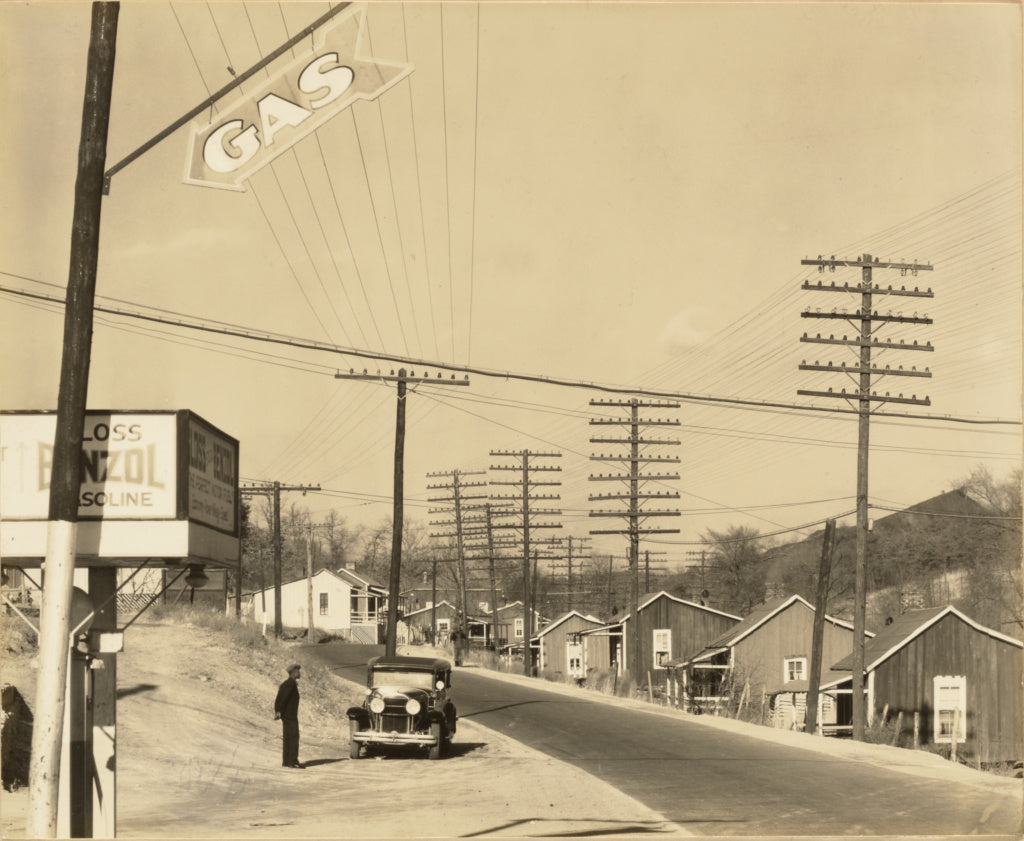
[248, 567, 385, 643]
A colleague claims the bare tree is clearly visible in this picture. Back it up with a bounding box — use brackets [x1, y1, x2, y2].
[701, 525, 770, 615]
[954, 464, 1022, 516]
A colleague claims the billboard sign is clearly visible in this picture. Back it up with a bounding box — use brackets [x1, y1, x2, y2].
[0, 410, 238, 535]
[184, 3, 412, 191]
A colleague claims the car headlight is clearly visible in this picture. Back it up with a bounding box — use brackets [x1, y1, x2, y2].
[368, 696, 386, 714]
[405, 698, 421, 715]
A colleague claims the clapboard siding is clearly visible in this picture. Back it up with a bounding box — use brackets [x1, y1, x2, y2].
[872, 612, 1023, 762]
[537, 613, 604, 677]
[629, 593, 740, 673]
[732, 601, 856, 693]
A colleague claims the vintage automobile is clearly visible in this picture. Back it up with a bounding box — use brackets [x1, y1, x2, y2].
[346, 655, 457, 760]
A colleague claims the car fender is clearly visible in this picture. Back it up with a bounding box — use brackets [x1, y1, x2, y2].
[346, 706, 370, 727]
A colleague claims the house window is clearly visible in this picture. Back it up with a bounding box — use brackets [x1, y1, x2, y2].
[567, 641, 584, 678]
[934, 675, 967, 743]
[514, 618, 524, 639]
[785, 657, 807, 683]
[319, 593, 329, 615]
[436, 618, 450, 638]
[653, 629, 671, 668]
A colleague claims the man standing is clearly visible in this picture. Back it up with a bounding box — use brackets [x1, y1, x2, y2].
[274, 664, 304, 768]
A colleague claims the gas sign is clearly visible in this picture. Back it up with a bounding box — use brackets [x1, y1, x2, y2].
[184, 4, 412, 191]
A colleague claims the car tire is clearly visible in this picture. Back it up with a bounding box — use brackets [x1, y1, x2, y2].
[428, 722, 443, 760]
[349, 721, 362, 759]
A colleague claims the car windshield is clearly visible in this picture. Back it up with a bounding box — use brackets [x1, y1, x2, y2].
[370, 669, 437, 691]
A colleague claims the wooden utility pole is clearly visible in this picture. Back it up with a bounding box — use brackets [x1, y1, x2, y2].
[28, 5, 119, 837]
[546, 535, 592, 614]
[799, 254, 934, 740]
[241, 482, 320, 638]
[489, 450, 562, 676]
[306, 523, 315, 641]
[805, 518, 836, 734]
[484, 505, 502, 646]
[643, 549, 668, 593]
[427, 469, 487, 664]
[337, 368, 470, 655]
[589, 399, 680, 681]
[462, 502, 513, 647]
[388, 372, 407, 657]
[431, 555, 438, 644]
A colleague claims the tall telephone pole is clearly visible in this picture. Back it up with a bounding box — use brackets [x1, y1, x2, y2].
[29, 7, 119, 836]
[427, 469, 487, 664]
[685, 549, 712, 604]
[589, 398, 680, 681]
[799, 253, 934, 740]
[546, 535, 592, 613]
[241, 482, 319, 639]
[337, 368, 469, 655]
[462, 501, 516, 647]
[489, 450, 562, 675]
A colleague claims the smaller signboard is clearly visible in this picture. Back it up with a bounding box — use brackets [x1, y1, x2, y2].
[186, 415, 238, 532]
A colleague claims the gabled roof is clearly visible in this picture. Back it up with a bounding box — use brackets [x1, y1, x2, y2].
[253, 566, 348, 593]
[402, 600, 457, 619]
[630, 591, 741, 623]
[335, 567, 386, 592]
[823, 605, 1023, 688]
[532, 609, 604, 641]
[587, 591, 741, 631]
[673, 594, 866, 667]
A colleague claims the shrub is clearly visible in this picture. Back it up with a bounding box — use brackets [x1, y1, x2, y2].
[463, 647, 500, 670]
[1, 610, 38, 657]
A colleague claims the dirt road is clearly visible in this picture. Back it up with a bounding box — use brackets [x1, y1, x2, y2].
[1, 618, 684, 838]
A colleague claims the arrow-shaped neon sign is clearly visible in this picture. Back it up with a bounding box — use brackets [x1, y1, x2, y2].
[184, 4, 411, 191]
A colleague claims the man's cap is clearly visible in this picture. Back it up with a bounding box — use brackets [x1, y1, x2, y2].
[287, 663, 302, 673]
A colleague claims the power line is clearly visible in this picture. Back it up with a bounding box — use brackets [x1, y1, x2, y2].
[3, 283, 1015, 428]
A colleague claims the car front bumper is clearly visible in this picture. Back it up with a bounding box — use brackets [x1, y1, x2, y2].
[352, 730, 437, 746]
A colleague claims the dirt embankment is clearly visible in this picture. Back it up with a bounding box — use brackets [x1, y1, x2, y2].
[1, 615, 683, 838]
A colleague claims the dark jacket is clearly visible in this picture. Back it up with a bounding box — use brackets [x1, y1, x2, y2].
[274, 677, 300, 721]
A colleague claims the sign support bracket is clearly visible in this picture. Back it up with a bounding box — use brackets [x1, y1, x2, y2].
[102, 1, 351, 194]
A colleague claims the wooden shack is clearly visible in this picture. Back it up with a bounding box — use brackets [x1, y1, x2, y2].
[582, 591, 741, 685]
[822, 605, 1023, 764]
[533, 610, 605, 681]
[669, 594, 863, 716]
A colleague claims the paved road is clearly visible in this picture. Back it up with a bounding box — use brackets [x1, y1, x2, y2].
[303, 643, 1022, 836]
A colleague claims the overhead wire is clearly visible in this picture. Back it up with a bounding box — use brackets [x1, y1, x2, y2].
[439, 4, 457, 361]
[401, 2, 442, 360]
[365, 16, 425, 358]
[466, 2, 480, 364]
[348, 106, 412, 356]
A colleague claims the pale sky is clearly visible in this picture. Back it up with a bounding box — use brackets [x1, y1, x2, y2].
[1, 1, 1021, 567]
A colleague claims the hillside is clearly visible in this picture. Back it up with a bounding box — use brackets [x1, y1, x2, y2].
[765, 489, 1022, 633]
